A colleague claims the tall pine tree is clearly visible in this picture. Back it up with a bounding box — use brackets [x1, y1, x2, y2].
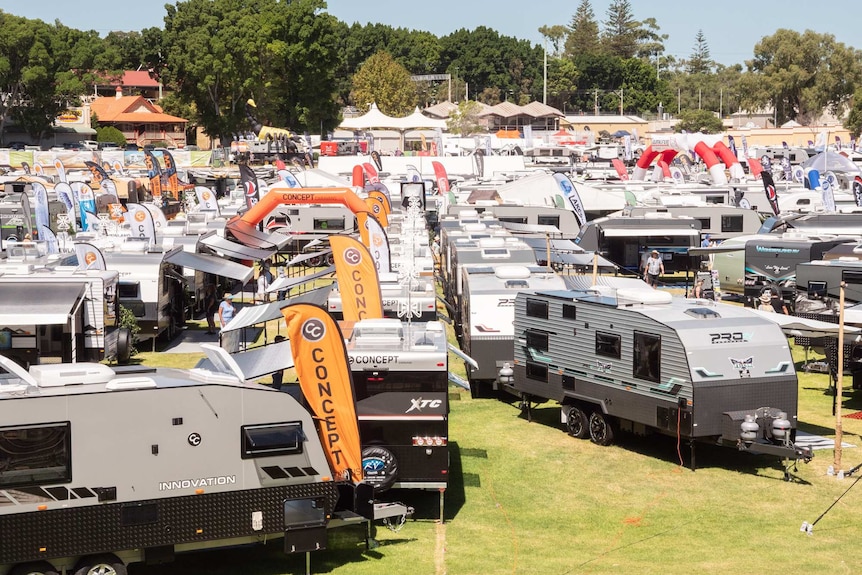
[565, 0, 600, 57]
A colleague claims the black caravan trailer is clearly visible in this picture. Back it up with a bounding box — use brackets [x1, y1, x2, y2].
[501, 287, 812, 473]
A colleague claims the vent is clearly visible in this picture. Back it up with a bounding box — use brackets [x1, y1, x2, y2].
[29, 363, 116, 387]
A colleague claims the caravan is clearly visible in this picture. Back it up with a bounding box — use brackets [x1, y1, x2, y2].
[0, 346, 374, 575]
[503, 288, 811, 470]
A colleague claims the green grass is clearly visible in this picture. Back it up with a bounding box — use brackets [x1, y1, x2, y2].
[130, 313, 862, 575]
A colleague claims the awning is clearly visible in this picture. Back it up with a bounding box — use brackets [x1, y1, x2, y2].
[225, 220, 292, 250]
[196, 339, 293, 380]
[0, 283, 86, 325]
[520, 237, 582, 251]
[163, 250, 254, 283]
[222, 285, 335, 333]
[198, 233, 277, 261]
[601, 228, 700, 237]
[266, 266, 335, 294]
[562, 275, 651, 291]
[285, 249, 333, 267]
[544, 252, 617, 267]
[500, 221, 563, 234]
[750, 309, 862, 338]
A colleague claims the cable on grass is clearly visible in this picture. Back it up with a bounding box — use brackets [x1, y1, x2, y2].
[800, 474, 862, 535]
[485, 476, 518, 575]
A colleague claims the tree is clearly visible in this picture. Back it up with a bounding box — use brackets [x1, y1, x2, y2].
[96, 125, 126, 146]
[601, 0, 639, 59]
[446, 100, 483, 136]
[742, 29, 862, 125]
[687, 29, 712, 75]
[844, 87, 862, 138]
[350, 51, 416, 116]
[674, 109, 724, 133]
[564, 0, 600, 57]
[538, 24, 568, 56]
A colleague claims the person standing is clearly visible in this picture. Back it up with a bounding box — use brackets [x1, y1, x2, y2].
[643, 250, 664, 288]
[218, 293, 236, 329]
[271, 335, 287, 390]
[204, 284, 218, 334]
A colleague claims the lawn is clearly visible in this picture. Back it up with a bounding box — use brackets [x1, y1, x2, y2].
[129, 331, 862, 575]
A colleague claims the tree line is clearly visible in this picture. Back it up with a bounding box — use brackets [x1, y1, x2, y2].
[2, 0, 862, 146]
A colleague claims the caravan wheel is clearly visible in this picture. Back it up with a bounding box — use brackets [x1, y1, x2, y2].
[588, 412, 615, 446]
[73, 555, 127, 575]
[565, 406, 590, 439]
[10, 562, 59, 575]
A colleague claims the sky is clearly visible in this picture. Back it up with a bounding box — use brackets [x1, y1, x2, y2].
[1, 0, 859, 67]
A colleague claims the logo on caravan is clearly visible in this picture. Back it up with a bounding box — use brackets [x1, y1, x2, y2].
[406, 397, 443, 413]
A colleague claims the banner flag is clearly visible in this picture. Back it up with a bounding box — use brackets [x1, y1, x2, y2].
[281, 303, 363, 483]
[329, 235, 383, 322]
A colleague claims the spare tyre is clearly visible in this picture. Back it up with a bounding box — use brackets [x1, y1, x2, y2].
[361, 446, 398, 491]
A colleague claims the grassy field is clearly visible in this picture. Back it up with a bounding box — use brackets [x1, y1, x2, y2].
[128, 325, 862, 575]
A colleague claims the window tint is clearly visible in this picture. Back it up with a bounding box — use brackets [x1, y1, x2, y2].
[596, 331, 621, 359]
[241, 422, 306, 459]
[633, 332, 661, 382]
[525, 298, 548, 319]
[0, 423, 72, 488]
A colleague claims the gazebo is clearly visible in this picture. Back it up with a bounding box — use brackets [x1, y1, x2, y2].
[339, 103, 447, 150]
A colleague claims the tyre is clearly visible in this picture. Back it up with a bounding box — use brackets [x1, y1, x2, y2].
[73, 555, 127, 575]
[588, 411, 615, 446]
[361, 445, 398, 492]
[565, 406, 590, 439]
[10, 562, 59, 575]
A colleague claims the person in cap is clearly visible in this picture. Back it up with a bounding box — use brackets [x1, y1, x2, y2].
[643, 250, 664, 288]
[218, 293, 236, 328]
[757, 291, 775, 312]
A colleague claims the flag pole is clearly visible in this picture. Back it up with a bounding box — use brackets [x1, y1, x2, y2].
[835, 280, 845, 472]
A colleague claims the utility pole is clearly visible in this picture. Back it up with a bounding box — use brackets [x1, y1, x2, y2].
[619, 88, 623, 115]
[594, 89, 599, 115]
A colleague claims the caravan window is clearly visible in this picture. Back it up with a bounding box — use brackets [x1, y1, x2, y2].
[313, 218, 345, 231]
[525, 329, 549, 353]
[118, 282, 140, 299]
[596, 332, 621, 359]
[498, 216, 528, 225]
[0, 422, 72, 488]
[537, 215, 560, 228]
[633, 332, 661, 383]
[241, 422, 306, 459]
[525, 298, 549, 319]
[695, 217, 711, 232]
[526, 361, 548, 382]
[562, 304, 576, 320]
[721, 215, 744, 233]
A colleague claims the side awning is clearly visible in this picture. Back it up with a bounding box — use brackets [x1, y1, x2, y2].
[222, 285, 335, 333]
[500, 221, 563, 234]
[196, 339, 293, 380]
[266, 266, 335, 294]
[0, 283, 86, 324]
[198, 233, 277, 261]
[163, 250, 254, 283]
[601, 227, 700, 237]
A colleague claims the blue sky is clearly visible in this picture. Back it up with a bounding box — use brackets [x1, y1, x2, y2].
[2, 0, 859, 67]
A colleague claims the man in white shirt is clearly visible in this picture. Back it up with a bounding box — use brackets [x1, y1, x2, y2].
[644, 250, 664, 288]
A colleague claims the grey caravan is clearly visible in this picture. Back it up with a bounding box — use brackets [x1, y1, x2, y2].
[618, 205, 763, 242]
[263, 203, 357, 261]
[742, 235, 853, 309]
[574, 213, 701, 274]
[0, 347, 371, 575]
[447, 203, 582, 237]
[458, 264, 566, 396]
[505, 288, 811, 470]
[101, 242, 186, 343]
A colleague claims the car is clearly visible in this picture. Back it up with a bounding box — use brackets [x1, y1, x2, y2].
[6, 141, 26, 151]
